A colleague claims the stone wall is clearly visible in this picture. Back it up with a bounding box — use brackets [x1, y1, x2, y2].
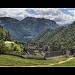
[45, 51, 63, 58]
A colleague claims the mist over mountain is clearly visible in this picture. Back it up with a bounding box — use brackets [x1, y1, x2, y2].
[0, 17, 59, 42]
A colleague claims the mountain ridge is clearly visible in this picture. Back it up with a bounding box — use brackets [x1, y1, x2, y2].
[0, 17, 59, 42]
[31, 21, 75, 50]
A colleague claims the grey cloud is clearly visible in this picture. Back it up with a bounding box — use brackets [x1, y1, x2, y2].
[0, 11, 7, 17]
[54, 17, 65, 22]
[0, 8, 74, 25]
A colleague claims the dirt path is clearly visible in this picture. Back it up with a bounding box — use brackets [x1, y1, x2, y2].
[48, 57, 74, 66]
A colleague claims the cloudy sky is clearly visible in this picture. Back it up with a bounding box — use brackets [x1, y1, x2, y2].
[0, 8, 75, 25]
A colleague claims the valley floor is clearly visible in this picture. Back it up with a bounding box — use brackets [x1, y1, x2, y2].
[0, 54, 75, 67]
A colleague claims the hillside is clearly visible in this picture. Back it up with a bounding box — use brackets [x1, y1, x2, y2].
[1, 54, 75, 67]
[0, 25, 24, 56]
[0, 17, 59, 42]
[0, 54, 67, 66]
[31, 26, 65, 43]
[0, 17, 31, 42]
[31, 21, 75, 50]
[31, 28, 54, 44]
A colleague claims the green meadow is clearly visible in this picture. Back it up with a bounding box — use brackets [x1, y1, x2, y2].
[0, 54, 68, 66]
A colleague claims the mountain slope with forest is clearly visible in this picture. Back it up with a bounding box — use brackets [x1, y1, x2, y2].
[31, 21, 75, 50]
[0, 17, 59, 42]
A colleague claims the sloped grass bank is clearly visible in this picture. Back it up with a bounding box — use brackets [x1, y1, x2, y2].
[53, 57, 75, 66]
[0, 54, 67, 66]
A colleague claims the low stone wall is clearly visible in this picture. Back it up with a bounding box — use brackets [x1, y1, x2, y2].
[27, 49, 36, 55]
[2, 51, 46, 60]
[45, 51, 63, 58]
[22, 55, 46, 60]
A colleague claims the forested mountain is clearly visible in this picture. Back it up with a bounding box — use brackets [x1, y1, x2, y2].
[0, 17, 59, 42]
[31, 21, 75, 50]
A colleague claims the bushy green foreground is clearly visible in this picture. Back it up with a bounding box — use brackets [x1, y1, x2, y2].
[0, 54, 67, 66]
[5, 42, 23, 52]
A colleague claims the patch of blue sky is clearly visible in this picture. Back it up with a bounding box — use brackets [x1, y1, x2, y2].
[59, 8, 75, 16]
[25, 9, 37, 15]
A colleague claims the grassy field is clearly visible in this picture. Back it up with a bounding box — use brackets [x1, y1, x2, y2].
[54, 57, 75, 67]
[0, 54, 68, 66]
